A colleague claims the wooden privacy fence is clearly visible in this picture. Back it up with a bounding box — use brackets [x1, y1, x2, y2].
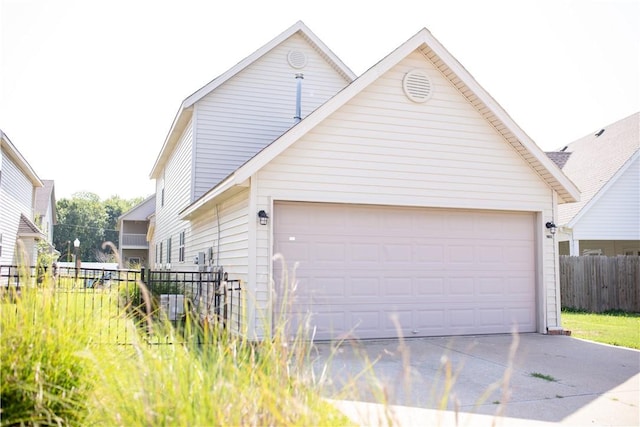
[560, 255, 640, 312]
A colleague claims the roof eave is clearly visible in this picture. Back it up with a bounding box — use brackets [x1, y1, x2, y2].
[150, 21, 355, 179]
[0, 130, 43, 188]
[413, 31, 581, 204]
[181, 26, 583, 218]
[182, 21, 355, 109]
[565, 150, 639, 228]
[149, 106, 194, 179]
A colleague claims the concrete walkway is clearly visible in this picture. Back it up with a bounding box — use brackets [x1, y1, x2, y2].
[310, 334, 639, 426]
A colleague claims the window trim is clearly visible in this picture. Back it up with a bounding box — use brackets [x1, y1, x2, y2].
[178, 230, 185, 263]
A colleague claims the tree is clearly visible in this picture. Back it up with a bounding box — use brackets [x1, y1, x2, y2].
[53, 193, 144, 263]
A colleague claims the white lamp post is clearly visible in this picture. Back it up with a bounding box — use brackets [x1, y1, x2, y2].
[73, 238, 80, 281]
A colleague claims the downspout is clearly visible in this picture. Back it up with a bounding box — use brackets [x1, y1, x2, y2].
[294, 73, 304, 123]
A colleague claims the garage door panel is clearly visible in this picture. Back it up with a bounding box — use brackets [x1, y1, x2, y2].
[416, 278, 446, 296]
[274, 202, 537, 340]
[450, 309, 475, 327]
[314, 242, 346, 261]
[478, 277, 506, 295]
[346, 277, 378, 296]
[479, 308, 506, 327]
[415, 245, 445, 263]
[416, 309, 447, 329]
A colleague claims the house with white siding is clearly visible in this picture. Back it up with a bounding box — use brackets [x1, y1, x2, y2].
[116, 194, 155, 268]
[549, 112, 639, 256]
[0, 130, 46, 267]
[34, 180, 57, 251]
[150, 22, 580, 340]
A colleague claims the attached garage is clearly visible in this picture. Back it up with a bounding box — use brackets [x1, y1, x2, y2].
[178, 26, 580, 340]
[274, 201, 537, 340]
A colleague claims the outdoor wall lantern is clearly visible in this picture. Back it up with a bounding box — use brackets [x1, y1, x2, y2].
[545, 222, 557, 234]
[258, 210, 269, 226]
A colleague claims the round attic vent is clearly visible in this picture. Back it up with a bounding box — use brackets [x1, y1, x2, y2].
[287, 50, 307, 69]
[402, 70, 433, 103]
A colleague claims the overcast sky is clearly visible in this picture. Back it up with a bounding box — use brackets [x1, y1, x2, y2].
[1, 0, 638, 200]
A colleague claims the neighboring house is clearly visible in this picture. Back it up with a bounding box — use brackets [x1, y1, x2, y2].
[0, 130, 46, 267]
[34, 180, 58, 252]
[116, 194, 155, 268]
[548, 112, 639, 256]
[150, 22, 579, 340]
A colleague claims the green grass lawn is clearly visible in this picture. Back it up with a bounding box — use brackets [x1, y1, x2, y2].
[561, 310, 640, 350]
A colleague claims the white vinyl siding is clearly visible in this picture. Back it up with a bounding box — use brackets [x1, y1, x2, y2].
[189, 188, 250, 277]
[0, 152, 36, 266]
[154, 119, 193, 267]
[189, 188, 250, 335]
[573, 156, 640, 241]
[254, 50, 560, 336]
[193, 33, 350, 199]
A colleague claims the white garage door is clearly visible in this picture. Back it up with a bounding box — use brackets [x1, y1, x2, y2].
[273, 202, 536, 340]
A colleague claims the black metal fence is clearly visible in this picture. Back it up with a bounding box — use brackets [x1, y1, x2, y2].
[1, 265, 243, 344]
[140, 268, 243, 340]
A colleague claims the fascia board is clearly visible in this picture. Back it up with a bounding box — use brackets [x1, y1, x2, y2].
[0, 131, 43, 188]
[183, 21, 354, 109]
[421, 31, 580, 203]
[233, 30, 424, 184]
[149, 106, 193, 179]
[150, 21, 354, 181]
[179, 174, 237, 220]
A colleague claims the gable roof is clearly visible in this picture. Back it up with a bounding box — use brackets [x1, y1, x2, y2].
[0, 130, 43, 188]
[35, 180, 57, 224]
[149, 20, 356, 179]
[117, 194, 156, 225]
[556, 112, 639, 226]
[181, 27, 580, 219]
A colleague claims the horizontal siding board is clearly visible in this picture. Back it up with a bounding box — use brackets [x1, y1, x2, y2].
[573, 157, 640, 240]
[152, 120, 193, 267]
[0, 153, 36, 266]
[251, 49, 559, 337]
[193, 33, 350, 199]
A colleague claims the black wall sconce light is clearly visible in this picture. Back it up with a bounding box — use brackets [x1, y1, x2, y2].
[258, 210, 269, 226]
[545, 222, 557, 234]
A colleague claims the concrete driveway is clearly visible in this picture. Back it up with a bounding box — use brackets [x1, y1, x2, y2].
[310, 334, 639, 426]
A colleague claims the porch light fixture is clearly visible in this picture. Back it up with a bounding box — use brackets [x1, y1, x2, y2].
[545, 222, 557, 234]
[258, 210, 269, 226]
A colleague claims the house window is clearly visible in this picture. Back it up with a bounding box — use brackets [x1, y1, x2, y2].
[179, 231, 185, 262]
[159, 241, 163, 264]
[624, 249, 640, 256]
[0, 233, 2, 257]
[128, 257, 141, 267]
[583, 249, 602, 256]
[160, 171, 165, 207]
[166, 237, 171, 263]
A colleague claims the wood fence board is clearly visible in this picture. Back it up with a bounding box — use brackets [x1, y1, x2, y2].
[560, 255, 640, 313]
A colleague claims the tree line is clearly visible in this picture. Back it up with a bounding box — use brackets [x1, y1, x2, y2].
[53, 192, 145, 263]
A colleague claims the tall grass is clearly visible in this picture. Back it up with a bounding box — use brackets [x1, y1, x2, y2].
[1, 274, 350, 426]
[1, 283, 99, 425]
